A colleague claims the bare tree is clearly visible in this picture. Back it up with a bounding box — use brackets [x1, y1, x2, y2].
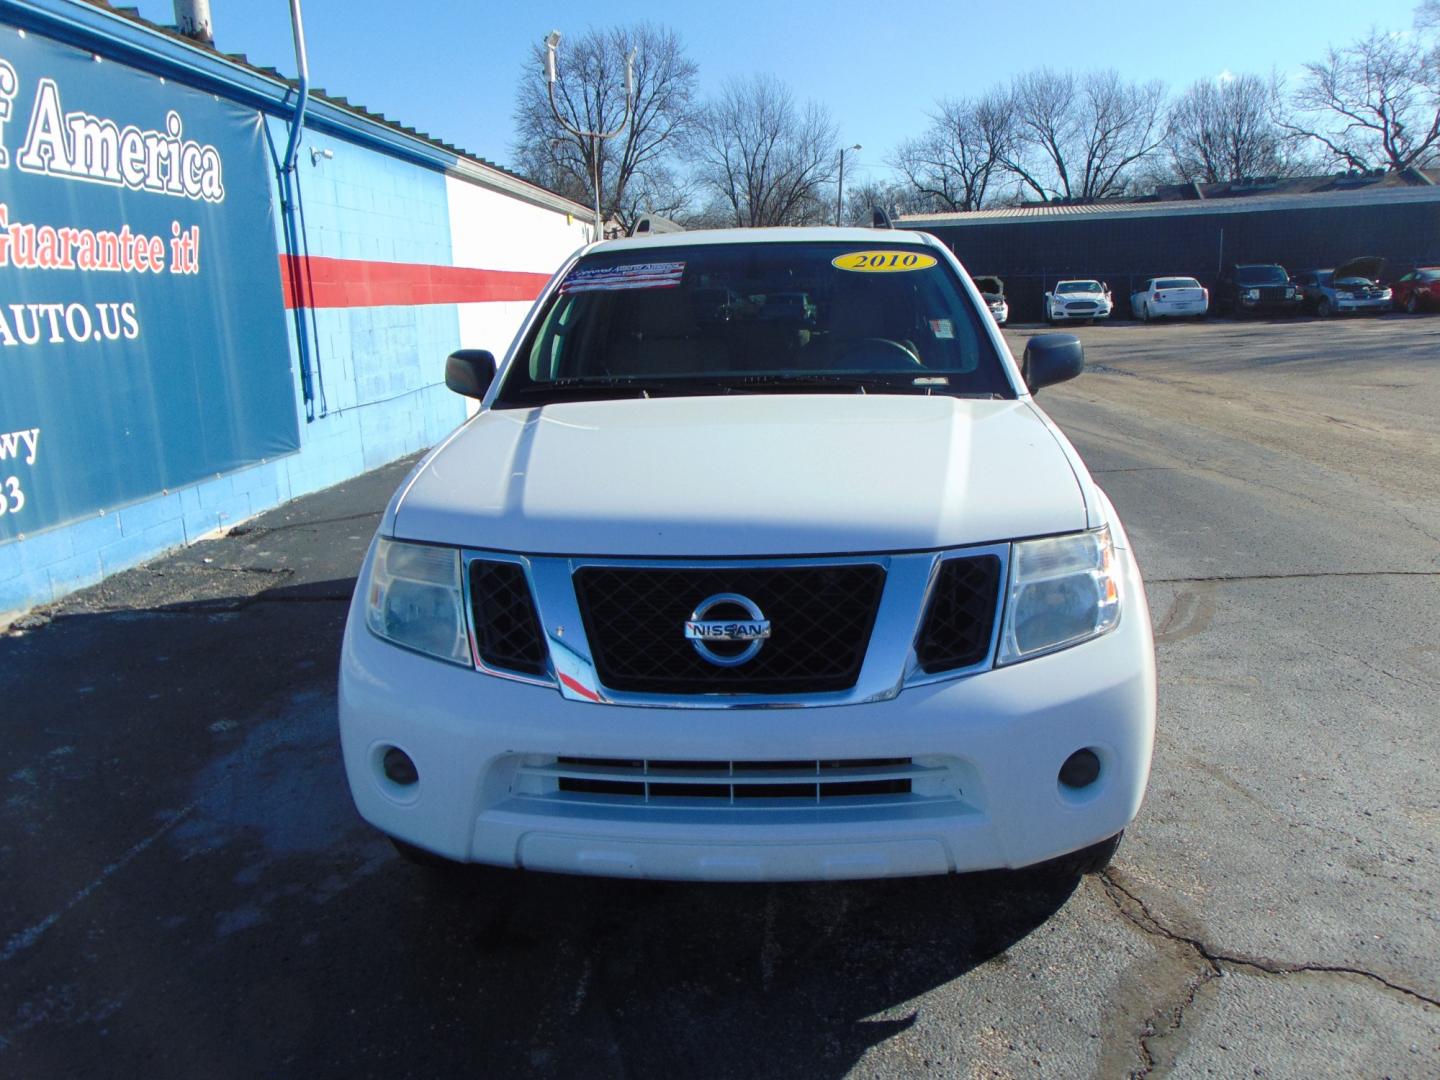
[1418, 0, 1440, 33]
[1284, 31, 1440, 171]
[615, 163, 700, 226]
[690, 75, 839, 227]
[892, 93, 1010, 212]
[1002, 69, 1075, 199]
[511, 24, 698, 230]
[841, 177, 935, 224]
[1003, 68, 1167, 200]
[1167, 74, 1295, 182]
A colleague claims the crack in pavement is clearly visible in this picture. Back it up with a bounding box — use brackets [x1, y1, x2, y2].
[1101, 871, 1440, 1004]
[1098, 872, 1440, 1077]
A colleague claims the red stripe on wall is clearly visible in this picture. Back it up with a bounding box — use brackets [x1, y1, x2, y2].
[278, 254, 552, 309]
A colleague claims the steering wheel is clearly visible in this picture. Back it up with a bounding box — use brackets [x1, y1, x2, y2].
[834, 338, 923, 370]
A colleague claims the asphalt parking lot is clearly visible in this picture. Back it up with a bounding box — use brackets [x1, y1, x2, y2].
[2, 313, 1438, 1078]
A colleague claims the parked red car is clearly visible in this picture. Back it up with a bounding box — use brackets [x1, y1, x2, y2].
[1391, 267, 1440, 313]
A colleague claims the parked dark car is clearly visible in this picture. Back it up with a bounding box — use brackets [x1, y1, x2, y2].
[1391, 267, 1440, 313]
[1213, 264, 1301, 317]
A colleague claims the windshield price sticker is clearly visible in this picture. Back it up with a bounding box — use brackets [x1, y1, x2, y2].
[559, 261, 686, 294]
[832, 250, 938, 273]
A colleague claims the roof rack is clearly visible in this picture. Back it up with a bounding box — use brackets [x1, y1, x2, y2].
[630, 214, 685, 237]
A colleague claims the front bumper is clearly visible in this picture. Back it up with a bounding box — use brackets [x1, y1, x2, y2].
[1237, 296, 1300, 314]
[1333, 296, 1390, 313]
[339, 541, 1156, 881]
[1050, 307, 1111, 321]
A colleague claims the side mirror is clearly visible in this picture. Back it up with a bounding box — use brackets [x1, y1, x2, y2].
[445, 349, 497, 399]
[1022, 334, 1084, 393]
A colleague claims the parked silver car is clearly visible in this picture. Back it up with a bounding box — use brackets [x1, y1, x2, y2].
[1294, 257, 1393, 317]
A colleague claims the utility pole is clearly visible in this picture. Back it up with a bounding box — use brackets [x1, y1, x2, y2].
[544, 30, 636, 242]
[836, 144, 861, 226]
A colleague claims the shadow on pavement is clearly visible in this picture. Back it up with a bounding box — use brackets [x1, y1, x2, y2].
[1, 572, 1079, 1079]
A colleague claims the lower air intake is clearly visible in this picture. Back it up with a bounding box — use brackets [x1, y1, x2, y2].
[510, 756, 969, 807]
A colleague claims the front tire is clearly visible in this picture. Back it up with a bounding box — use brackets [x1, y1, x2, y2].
[1407, 294, 1420, 314]
[1317, 296, 1332, 318]
[1137, 301, 1149, 323]
[1050, 831, 1124, 876]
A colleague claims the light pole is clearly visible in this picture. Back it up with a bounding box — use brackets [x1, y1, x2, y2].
[544, 30, 636, 242]
[836, 143, 861, 226]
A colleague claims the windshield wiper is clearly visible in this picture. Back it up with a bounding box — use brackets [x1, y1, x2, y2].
[718, 373, 981, 394]
[501, 373, 1006, 404]
[509, 377, 706, 401]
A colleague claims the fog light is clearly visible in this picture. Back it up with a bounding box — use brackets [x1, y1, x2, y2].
[1059, 748, 1101, 789]
[382, 746, 419, 786]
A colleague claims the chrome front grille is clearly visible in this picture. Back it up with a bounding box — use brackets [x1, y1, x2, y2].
[461, 544, 1010, 708]
[572, 564, 885, 695]
[509, 755, 968, 807]
[914, 555, 1002, 674]
[470, 559, 547, 675]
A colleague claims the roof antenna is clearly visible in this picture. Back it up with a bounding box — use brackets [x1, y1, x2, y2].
[871, 205, 893, 229]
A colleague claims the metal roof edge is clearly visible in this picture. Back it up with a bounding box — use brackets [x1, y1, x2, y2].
[0, 0, 590, 219]
[898, 184, 1440, 229]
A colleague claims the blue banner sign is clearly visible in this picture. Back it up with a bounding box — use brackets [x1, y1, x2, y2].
[0, 24, 298, 542]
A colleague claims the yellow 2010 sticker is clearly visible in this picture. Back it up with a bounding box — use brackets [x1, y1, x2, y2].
[832, 250, 938, 273]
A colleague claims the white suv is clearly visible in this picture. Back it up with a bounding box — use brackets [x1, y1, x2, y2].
[339, 227, 1156, 882]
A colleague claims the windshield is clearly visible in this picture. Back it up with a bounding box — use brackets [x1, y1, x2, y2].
[493, 241, 1014, 406]
[1235, 266, 1289, 285]
[1155, 278, 1200, 290]
[1056, 281, 1102, 294]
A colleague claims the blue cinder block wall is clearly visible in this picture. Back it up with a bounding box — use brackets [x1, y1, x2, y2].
[0, 2, 587, 619]
[265, 121, 467, 499]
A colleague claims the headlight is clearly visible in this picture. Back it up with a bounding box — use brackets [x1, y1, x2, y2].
[364, 538, 471, 665]
[1379, 289, 1392, 300]
[997, 527, 1121, 664]
[1242, 288, 1259, 299]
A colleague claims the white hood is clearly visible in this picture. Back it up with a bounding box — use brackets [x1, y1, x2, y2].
[392, 395, 1089, 557]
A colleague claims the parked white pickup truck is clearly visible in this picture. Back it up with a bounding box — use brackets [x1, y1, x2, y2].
[339, 227, 1157, 882]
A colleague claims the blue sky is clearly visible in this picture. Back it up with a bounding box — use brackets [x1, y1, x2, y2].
[133, 0, 1418, 180]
